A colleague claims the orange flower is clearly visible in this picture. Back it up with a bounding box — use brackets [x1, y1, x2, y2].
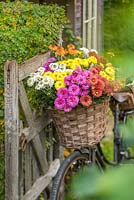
[80, 95, 92, 107]
[55, 46, 66, 56]
[49, 44, 57, 51]
[68, 49, 78, 55]
[67, 44, 76, 50]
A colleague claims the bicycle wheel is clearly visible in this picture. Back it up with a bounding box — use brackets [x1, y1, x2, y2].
[50, 149, 104, 200]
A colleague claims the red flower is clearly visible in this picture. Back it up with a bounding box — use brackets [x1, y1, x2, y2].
[80, 95, 92, 107]
[95, 79, 105, 90]
[89, 68, 98, 75]
[103, 80, 112, 95]
[88, 75, 98, 85]
[92, 89, 103, 97]
[94, 65, 103, 73]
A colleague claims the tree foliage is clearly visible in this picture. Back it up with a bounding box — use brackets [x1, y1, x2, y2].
[0, 0, 67, 143]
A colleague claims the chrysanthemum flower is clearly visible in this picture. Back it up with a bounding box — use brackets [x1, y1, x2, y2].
[55, 81, 66, 90]
[88, 75, 98, 85]
[89, 68, 98, 75]
[49, 63, 59, 71]
[54, 97, 66, 110]
[49, 45, 57, 51]
[105, 66, 115, 76]
[88, 56, 97, 64]
[57, 88, 68, 98]
[64, 75, 72, 86]
[66, 95, 79, 108]
[80, 95, 92, 106]
[68, 84, 80, 96]
[55, 46, 66, 56]
[76, 74, 87, 85]
[94, 79, 105, 90]
[79, 89, 89, 96]
[64, 104, 72, 112]
[92, 89, 102, 97]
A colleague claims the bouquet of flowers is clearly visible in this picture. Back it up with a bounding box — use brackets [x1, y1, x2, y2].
[27, 44, 117, 112]
[27, 44, 120, 148]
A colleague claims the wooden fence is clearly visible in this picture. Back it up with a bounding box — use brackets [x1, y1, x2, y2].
[4, 52, 63, 200]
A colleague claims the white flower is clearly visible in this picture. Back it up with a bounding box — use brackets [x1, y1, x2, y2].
[35, 84, 41, 90]
[79, 47, 90, 57]
[42, 76, 54, 88]
[48, 77, 54, 87]
[27, 77, 35, 87]
[58, 64, 66, 72]
[90, 49, 98, 54]
[37, 67, 45, 75]
[49, 63, 59, 71]
[33, 72, 43, 82]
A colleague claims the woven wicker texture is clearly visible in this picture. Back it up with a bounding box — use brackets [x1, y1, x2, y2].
[48, 100, 109, 148]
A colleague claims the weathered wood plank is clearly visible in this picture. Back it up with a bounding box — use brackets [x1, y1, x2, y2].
[24, 144, 32, 192]
[22, 159, 60, 200]
[4, 61, 19, 200]
[47, 124, 53, 164]
[19, 51, 50, 81]
[19, 151, 24, 199]
[19, 81, 48, 173]
[20, 116, 52, 143]
[31, 135, 48, 174]
[32, 151, 40, 184]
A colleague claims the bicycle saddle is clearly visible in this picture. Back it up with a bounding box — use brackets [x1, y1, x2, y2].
[112, 92, 133, 103]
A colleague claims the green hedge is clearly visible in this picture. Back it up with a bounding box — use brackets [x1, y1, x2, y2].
[0, 0, 67, 143]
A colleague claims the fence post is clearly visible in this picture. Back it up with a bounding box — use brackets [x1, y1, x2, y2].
[4, 61, 19, 200]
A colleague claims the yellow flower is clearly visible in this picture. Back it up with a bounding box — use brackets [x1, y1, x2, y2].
[99, 71, 107, 78]
[106, 63, 113, 67]
[100, 63, 104, 68]
[88, 56, 97, 64]
[80, 59, 89, 67]
[57, 73, 65, 81]
[55, 81, 66, 90]
[43, 72, 53, 77]
[105, 66, 115, 76]
[52, 72, 59, 80]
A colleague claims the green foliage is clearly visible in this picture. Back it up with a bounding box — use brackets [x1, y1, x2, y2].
[0, 0, 67, 143]
[104, 0, 134, 54]
[72, 164, 134, 200]
[0, 152, 5, 200]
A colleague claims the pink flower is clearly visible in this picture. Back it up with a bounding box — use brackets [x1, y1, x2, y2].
[47, 57, 56, 64]
[54, 97, 66, 110]
[80, 95, 92, 107]
[81, 84, 90, 90]
[68, 84, 80, 96]
[79, 89, 89, 96]
[76, 75, 87, 85]
[64, 104, 72, 112]
[57, 88, 68, 98]
[66, 95, 79, 108]
[64, 75, 72, 86]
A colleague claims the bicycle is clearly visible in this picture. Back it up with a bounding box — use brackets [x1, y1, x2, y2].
[50, 92, 134, 200]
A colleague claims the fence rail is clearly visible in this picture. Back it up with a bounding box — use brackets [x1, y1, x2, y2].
[4, 52, 62, 200]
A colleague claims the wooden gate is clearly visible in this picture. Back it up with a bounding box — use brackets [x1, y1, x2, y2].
[4, 52, 62, 200]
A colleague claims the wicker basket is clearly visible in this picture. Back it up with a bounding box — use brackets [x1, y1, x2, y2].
[48, 100, 109, 149]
